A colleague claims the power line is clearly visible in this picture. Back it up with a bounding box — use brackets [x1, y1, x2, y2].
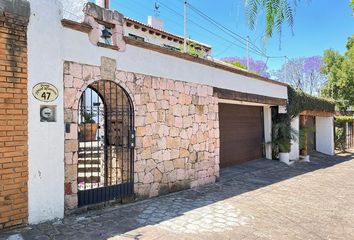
[187, 3, 267, 56]
[114, 0, 290, 69]
[155, 0, 263, 56]
[127, 0, 238, 49]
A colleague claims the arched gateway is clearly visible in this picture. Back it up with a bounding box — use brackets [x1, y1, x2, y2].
[77, 80, 134, 207]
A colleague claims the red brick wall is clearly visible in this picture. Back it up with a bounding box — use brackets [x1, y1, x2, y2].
[0, 11, 29, 230]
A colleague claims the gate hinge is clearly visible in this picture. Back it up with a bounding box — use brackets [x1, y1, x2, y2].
[128, 129, 136, 149]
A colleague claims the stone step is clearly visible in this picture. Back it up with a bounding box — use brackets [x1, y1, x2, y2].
[77, 167, 100, 173]
[78, 152, 102, 158]
[78, 160, 100, 165]
[78, 176, 100, 183]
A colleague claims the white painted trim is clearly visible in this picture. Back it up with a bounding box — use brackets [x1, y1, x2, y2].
[263, 106, 272, 160]
[290, 116, 300, 161]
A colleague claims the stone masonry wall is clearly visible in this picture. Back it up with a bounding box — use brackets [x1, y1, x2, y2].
[0, 6, 30, 229]
[63, 61, 220, 210]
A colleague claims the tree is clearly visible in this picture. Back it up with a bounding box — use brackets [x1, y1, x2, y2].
[245, 0, 299, 38]
[273, 56, 327, 95]
[221, 56, 270, 78]
[321, 35, 354, 110]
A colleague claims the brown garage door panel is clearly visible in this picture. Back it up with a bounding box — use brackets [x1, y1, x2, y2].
[219, 103, 264, 168]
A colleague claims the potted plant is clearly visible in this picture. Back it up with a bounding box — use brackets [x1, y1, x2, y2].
[271, 120, 297, 165]
[299, 127, 314, 162]
[79, 111, 98, 142]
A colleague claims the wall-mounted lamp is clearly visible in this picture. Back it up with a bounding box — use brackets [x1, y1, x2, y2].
[101, 27, 112, 44]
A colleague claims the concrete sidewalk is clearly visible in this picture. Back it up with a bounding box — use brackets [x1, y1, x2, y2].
[1, 151, 354, 240]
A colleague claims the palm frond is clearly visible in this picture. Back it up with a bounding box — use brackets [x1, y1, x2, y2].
[245, 0, 299, 38]
[245, 0, 260, 30]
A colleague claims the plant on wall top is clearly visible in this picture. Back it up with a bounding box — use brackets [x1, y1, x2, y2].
[223, 60, 247, 70]
[181, 42, 207, 58]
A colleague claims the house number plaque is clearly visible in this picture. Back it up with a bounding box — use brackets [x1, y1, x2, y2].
[32, 83, 59, 102]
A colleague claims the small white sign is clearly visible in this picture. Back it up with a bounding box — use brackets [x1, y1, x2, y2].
[278, 105, 287, 114]
[32, 83, 59, 102]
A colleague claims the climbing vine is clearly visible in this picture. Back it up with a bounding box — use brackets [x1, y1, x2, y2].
[287, 86, 335, 119]
[271, 86, 335, 157]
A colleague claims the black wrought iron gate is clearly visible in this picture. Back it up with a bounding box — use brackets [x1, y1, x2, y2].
[77, 81, 135, 207]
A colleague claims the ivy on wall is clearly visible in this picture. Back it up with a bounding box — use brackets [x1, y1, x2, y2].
[271, 86, 335, 157]
[287, 86, 335, 118]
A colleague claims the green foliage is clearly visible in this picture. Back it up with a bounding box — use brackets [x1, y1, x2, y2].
[351, 0, 354, 13]
[180, 42, 206, 58]
[271, 109, 297, 158]
[287, 86, 335, 118]
[245, 0, 298, 38]
[334, 116, 353, 151]
[299, 127, 315, 153]
[223, 60, 247, 70]
[335, 127, 346, 151]
[321, 35, 354, 111]
[299, 128, 307, 152]
[81, 111, 96, 123]
[271, 121, 296, 153]
[335, 116, 354, 123]
[271, 87, 334, 158]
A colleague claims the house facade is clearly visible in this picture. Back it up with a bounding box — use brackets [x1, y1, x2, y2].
[0, 0, 334, 230]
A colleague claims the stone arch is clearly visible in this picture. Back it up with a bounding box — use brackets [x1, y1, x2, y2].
[64, 62, 137, 210]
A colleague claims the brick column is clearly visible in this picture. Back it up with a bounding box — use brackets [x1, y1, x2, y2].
[0, 0, 30, 230]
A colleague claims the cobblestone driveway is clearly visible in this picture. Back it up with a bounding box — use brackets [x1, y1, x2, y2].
[2, 152, 354, 240]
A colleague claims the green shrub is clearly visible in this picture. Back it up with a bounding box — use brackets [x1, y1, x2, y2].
[335, 126, 346, 151]
[335, 116, 354, 123]
[223, 60, 247, 70]
[180, 42, 206, 58]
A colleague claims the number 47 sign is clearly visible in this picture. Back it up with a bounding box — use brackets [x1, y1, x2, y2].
[32, 83, 59, 102]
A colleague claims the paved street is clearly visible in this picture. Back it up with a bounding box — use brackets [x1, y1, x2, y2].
[1, 152, 354, 240]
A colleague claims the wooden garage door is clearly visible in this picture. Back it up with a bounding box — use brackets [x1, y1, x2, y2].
[219, 103, 264, 168]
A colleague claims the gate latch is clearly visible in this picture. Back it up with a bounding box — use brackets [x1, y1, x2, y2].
[128, 130, 136, 149]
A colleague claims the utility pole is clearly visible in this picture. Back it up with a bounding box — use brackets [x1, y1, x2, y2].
[246, 35, 250, 71]
[105, 0, 109, 9]
[183, 0, 187, 53]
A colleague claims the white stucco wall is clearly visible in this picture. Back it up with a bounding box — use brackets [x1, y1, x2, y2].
[316, 116, 335, 156]
[27, 0, 65, 224]
[26, 0, 287, 224]
[290, 116, 300, 160]
[263, 106, 272, 159]
[61, 28, 287, 99]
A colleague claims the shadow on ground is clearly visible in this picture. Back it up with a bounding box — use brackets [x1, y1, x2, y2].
[1, 151, 353, 240]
